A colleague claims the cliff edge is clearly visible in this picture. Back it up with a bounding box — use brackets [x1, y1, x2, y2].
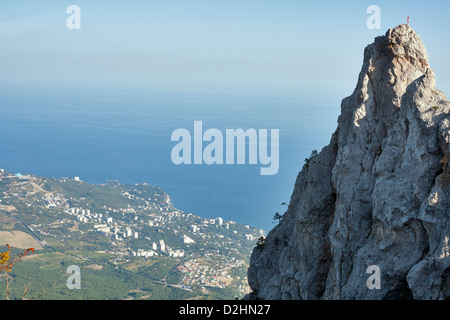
[246, 24, 450, 300]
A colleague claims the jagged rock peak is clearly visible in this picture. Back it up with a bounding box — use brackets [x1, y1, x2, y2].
[245, 25, 450, 300]
[371, 24, 429, 68]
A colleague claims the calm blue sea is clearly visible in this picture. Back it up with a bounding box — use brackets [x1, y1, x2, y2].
[0, 84, 340, 232]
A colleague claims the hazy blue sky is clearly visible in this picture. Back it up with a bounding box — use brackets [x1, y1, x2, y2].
[1, 1, 450, 230]
[1, 0, 449, 96]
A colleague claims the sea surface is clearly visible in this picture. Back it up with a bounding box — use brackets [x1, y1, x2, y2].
[0, 84, 341, 232]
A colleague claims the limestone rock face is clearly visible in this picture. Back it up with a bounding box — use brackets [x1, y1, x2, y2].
[246, 24, 450, 300]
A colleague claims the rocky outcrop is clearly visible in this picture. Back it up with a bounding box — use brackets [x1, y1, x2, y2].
[246, 24, 450, 300]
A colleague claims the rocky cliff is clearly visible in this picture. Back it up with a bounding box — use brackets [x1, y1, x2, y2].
[246, 24, 450, 300]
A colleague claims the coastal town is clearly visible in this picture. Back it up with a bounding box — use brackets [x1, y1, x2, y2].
[0, 168, 263, 298]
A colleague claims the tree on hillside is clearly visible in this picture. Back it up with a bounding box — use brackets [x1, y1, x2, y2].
[0, 244, 36, 300]
[273, 212, 284, 224]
